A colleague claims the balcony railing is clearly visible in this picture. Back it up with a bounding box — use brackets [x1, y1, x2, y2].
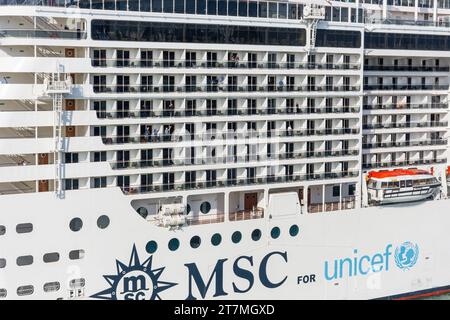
[90, 58, 361, 70]
[110, 150, 360, 170]
[93, 84, 361, 94]
[364, 65, 450, 72]
[120, 171, 360, 195]
[96, 106, 361, 119]
[308, 196, 356, 213]
[367, 18, 450, 28]
[363, 103, 447, 110]
[364, 84, 448, 91]
[363, 121, 448, 130]
[0, 29, 86, 39]
[362, 158, 446, 170]
[363, 139, 447, 149]
[101, 128, 361, 145]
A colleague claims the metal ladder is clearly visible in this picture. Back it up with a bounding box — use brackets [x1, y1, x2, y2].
[53, 89, 64, 198]
[309, 19, 319, 53]
[302, 4, 326, 54]
[44, 69, 72, 199]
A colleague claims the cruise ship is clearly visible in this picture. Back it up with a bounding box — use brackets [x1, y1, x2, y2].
[0, 0, 450, 300]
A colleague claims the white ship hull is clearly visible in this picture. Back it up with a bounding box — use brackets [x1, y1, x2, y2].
[1, 188, 449, 300]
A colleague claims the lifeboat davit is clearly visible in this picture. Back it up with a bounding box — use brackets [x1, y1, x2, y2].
[367, 169, 441, 205]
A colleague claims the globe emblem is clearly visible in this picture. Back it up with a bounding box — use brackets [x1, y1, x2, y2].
[394, 242, 419, 270]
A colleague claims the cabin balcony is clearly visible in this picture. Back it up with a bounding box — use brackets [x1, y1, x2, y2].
[307, 183, 357, 213]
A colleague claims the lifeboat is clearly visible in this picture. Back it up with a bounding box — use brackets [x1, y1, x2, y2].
[366, 169, 441, 205]
[446, 166, 450, 195]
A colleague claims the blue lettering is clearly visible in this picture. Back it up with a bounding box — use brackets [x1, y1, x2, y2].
[371, 254, 384, 273]
[324, 260, 338, 280]
[259, 251, 288, 288]
[358, 255, 371, 275]
[324, 243, 396, 280]
[384, 244, 392, 271]
[185, 258, 228, 300]
[339, 258, 353, 278]
[232, 256, 254, 293]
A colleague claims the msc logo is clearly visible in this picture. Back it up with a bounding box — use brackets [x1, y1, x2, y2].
[91, 245, 177, 300]
[394, 241, 419, 270]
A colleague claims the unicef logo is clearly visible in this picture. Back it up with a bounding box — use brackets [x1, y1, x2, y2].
[394, 242, 419, 270]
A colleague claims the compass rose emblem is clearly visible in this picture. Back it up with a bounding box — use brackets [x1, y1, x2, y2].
[91, 244, 177, 300]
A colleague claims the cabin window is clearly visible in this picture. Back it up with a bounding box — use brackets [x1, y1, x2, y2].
[17, 285, 34, 296]
[69, 249, 85, 260]
[43, 252, 60, 263]
[44, 282, 60, 293]
[400, 181, 406, 188]
[348, 184, 355, 196]
[406, 180, 413, 187]
[16, 223, 33, 234]
[332, 186, 340, 197]
[381, 182, 388, 189]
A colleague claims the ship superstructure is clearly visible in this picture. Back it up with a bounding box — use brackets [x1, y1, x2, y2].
[0, 0, 449, 300]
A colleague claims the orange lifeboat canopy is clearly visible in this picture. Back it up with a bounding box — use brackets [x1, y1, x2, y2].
[368, 169, 431, 180]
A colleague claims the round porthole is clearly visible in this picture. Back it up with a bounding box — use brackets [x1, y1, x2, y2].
[211, 233, 222, 246]
[145, 241, 158, 254]
[69, 218, 83, 232]
[289, 225, 299, 237]
[251, 229, 262, 241]
[137, 207, 148, 219]
[200, 202, 211, 214]
[168, 238, 180, 251]
[271, 227, 280, 239]
[97, 215, 110, 229]
[190, 236, 201, 249]
[231, 231, 242, 244]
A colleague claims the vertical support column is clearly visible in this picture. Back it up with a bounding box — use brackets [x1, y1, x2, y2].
[382, 0, 388, 19]
[433, 0, 438, 23]
[224, 192, 229, 222]
[264, 188, 269, 212]
[303, 185, 308, 214]
[322, 184, 325, 212]
[414, 0, 419, 21]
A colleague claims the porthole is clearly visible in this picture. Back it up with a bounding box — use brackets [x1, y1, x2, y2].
[16, 255, 33, 266]
[232, 231, 242, 244]
[69, 218, 83, 232]
[17, 285, 34, 296]
[0, 225, 5, 236]
[271, 227, 281, 239]
[97, 215, 110, 229]
[137, 207, 148, 219]
[0, 289, 6, 298]
[168, 238, 180, 251]
[251, 229, 262, 241]
[190, 236, 201, 249]
[289, 225, 299, 237]
[43, 282, 60, 293]
[211, 233, 222, 246]
[200, 202, 211, 214]
[69, 249, 85, 260]
[69, 278, 85, 288]
[43, 252, 60, 263]
[0, 259, 5, 268]
[16, 223, 33, 234]
[146, 241, 158, 254]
